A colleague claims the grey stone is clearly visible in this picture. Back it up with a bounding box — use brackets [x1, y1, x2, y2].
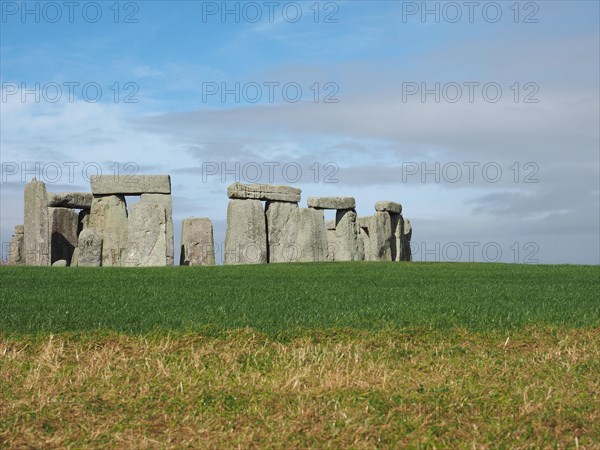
[78, 209, 90, 236]
[369, 211, 393, 261]
[47, 192, 93, 209]
[88, 195, 128, 266]
[307, 197, 356, 210]
[266, 201, 299, 263]
[141, 193, 174, 266]
[400, 217, 412, 262]
[8, 225, 25, 265]
[227, 182, 301, 203]
[77, 229, 103, 267]
[90, 175, 171, 195]
[293, 208, 328, 263]
[335, 209, 364, 261]
[375, 201, 402, 214]
[180, 218, 216, 266]
[359, 228, 372, 262]
[325, 219, 336, 230]
[24, 178, 50, 266]
[123, 203, 167, 267]
[52, 259, 68, 267]
[358, 216, 371, 229]
[48, 207, 79, 265]
[326, 228, 336, 261]
[224, 199, 267, 265]
[390, 213, 401, 262]
[71, 247, 79, 267]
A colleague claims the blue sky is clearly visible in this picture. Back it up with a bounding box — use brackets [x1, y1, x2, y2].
[1, 0, 599, 264]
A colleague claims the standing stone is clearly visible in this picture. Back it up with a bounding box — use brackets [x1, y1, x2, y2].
[8, 225, 25, 265]
[76, 229, 103, 267]
[401, 217, 413, 262]
[359, 227, 371, 262]
[390, 213, 401, 262]
[224, 199, 267, 265]
[294, 208, 328, 262]
[48, 207, 79, 265]
[335, 209, 364, 261]
[71, 248, 79, 267]
[141, 193, 174, 266]
[180, 218, 216, 266]
[88, 195, 128, 267]
[369, 211, 393, 261]
[24, 178, 49, 266]
[123, 203, 167, 267]
[325, 220, 336, 262]
[265, 201, 299, 263]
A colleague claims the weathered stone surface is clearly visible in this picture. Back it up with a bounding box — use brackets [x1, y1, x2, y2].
[48, 207, 79, 265]
[88, 195, 128, 266]
[358, 216, 371, 229]
[141, 194, 174, 266]
[335, 209, 364, 261]
[8, 225, 25, 265]
[359, 228, 372, 262]
[227, 182, 301, 203]
[294, 208, 328, 263]
[123, 203, 167, 267]
[76, 229, 103, 267]
[24, 178, 49, 266]
[307, 197, 355, 210]
[71, 247, 79, 267]
[47, 192, 93, 209]
[266, 201, 299, 263]
[375, 201, 402, 214]
[180, 218, 216, 266]
[52, 259, 67, 267]
[224, 199, 267, 265]
[325, 219, 336, 230]
[90, 175, 171, 195]
[369, 211, 393, 261]
[327, 228, 336, 261]
[78, 210, 90, 236]
[392, 214, 403, 262]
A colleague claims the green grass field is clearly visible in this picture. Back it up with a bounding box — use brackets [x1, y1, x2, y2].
[1, 262, 599, 448]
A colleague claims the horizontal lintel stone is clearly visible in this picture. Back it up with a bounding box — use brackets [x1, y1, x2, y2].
[374, 201, 402, 214]
[90, 175, 171, 195]
[227, 182, 301, 203]
[47, 192, 93, 209]
[307, 197, 356, 210]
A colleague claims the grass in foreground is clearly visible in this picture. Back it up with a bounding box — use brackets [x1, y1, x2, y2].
[1, 328, 599, 448]
[1, 262, 599, 335]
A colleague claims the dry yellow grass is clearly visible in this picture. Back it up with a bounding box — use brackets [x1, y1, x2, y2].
[1, 328, 599, 448]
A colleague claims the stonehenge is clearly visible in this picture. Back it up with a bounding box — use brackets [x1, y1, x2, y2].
[10, 178, 413, 267]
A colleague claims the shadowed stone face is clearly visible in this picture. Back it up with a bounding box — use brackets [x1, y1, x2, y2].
[89, 195, 128, 267]
[48, 207, 79, 266]
[180, 218, 216, 266]
[47, 192, 93, 209]
[224, 199, 268, 265]
[123, 203, 167, 267]
[24, 179, 49, 266]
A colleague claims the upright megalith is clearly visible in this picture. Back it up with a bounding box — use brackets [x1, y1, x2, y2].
[8, 225, 25, 265]
[400, 217, 412, 261]
[266, 201, 299, 263]
[335, 209, 364, 261]
[48, 207, 79, 265]
[123, 203, 167, 267]
[180, 218, 216, 266]
[294, 208, 328, 262]
[90, 175, 171, 195]
[358, 218, 372, 262]
[325, 220, 336, 261]
[24, 178, 49, 266]
[369, 211, 393, 261]
[88, 195, 128, 266]
[76, 229, 103, 267]
[141, 193, 174, 266]
[224, 199, 267, 265]
[228, 182, 301, 203]
[375, 201, 401, 262]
